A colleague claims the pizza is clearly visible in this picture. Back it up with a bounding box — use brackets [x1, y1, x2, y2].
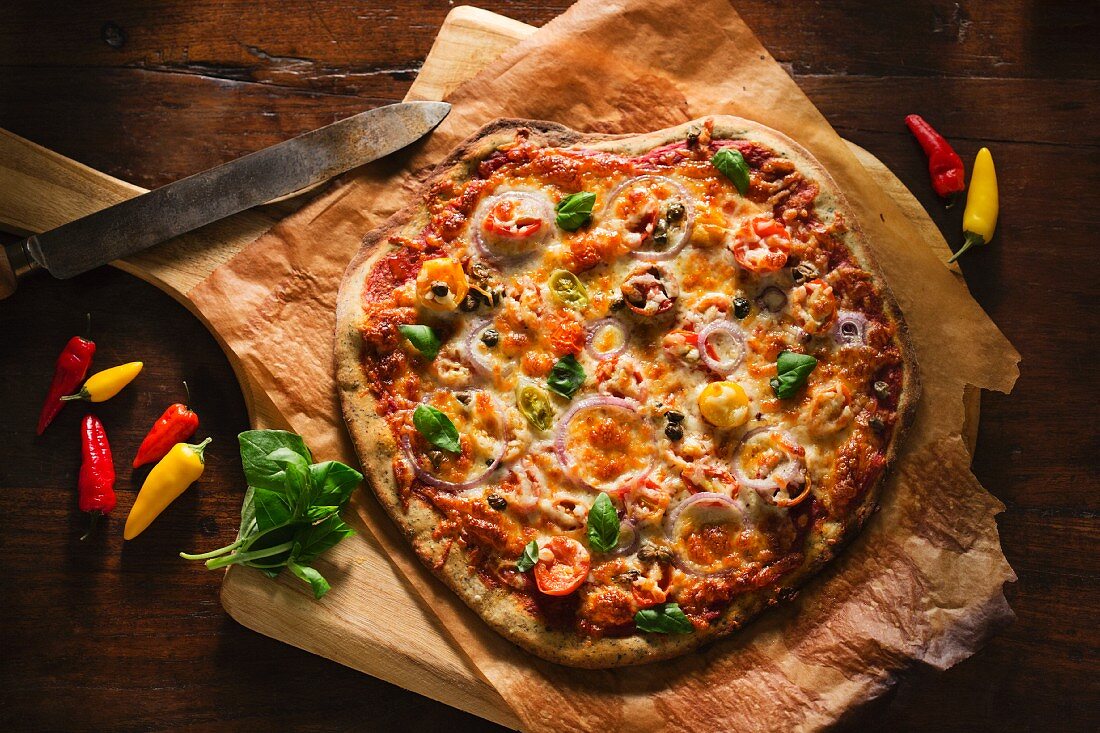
[335, 117, 918, 668]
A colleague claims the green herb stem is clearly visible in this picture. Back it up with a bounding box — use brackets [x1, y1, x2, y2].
[179, 538, 244, 561]
[204, 541, 296, 570]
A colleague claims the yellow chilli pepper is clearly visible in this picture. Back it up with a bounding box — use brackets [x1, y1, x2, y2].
[948, 147, 999, 263]
[61, 361, 143, 403]
[124, 437, 211, 540]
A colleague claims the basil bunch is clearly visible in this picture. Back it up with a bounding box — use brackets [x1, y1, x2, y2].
[181, 430, 361, 600]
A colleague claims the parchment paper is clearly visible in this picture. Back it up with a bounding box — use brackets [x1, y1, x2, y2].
[189, 0, 1020, 729]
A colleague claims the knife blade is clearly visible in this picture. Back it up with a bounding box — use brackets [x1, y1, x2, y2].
[1, 100, 449, 290]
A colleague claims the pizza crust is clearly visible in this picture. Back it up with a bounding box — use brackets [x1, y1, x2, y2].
[335, 116, 920, 668]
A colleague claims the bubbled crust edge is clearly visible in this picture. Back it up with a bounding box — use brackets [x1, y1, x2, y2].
[335, 117, 921, 669]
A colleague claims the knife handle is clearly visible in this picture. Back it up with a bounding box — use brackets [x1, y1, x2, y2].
[0, 245, 15, 300]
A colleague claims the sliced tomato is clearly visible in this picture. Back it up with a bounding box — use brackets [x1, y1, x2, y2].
[732, 216, 792, 273]
[533, 536, 591, 596]
[483, 198, 544, 239]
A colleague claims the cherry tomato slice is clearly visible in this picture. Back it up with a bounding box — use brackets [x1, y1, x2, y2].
[732, 216, 792, 273]
[533, 536, 591, 596]
[483, 199, 544, 239]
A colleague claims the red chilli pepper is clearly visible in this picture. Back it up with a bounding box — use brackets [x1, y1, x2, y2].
[133, 402, 200, 468]
[78, 414, 117, 540]
[36, 336, 96, 435]
[905, 114, 966, 199]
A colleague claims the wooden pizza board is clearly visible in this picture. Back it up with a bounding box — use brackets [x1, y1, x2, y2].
[0, 6, 979, 728]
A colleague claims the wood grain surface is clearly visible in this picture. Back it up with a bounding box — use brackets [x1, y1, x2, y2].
[0, 1, 1097, 732]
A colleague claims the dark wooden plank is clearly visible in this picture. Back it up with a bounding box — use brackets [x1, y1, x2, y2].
[3, 1, 1096, 82]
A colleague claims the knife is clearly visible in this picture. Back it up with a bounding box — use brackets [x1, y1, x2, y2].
[0, 100, 450, 298]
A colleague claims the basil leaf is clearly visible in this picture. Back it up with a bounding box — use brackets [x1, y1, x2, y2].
[398, 324, 442, 360]
[294, 514, 355, 564]
[239, 486, 258, 538]
[770, 350, 818, 398]
[239, 430, 312, 491]
[309, 461, 363, 508]
[516, 540, 539, 572]
[413, 404, 461, 453]
[288, 561, 332, 600]
[711, 148, 751, 196]
[634, 603, 694, 634]
[555, 191, 596, 231]
[252, 488, 294, 532]
[586, 493, 620, 553]
[547, 354, 585, 398]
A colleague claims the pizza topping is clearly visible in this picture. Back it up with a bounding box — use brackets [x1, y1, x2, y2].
[547, 269, 590, 310]
[621, 262, 680, 316]
[547, 354, 586, 398]
[770, 350, 818, 398]
[586, 492, 621, 553]
[464, 319, 502, 378]
[665, 492, 747, 576]
[634, 602, 693, 634]
[603, 176, 694, 260]
[733, 296, 751, 319]
[711, 147, 751, 195]
[404, 391, 505, 492]
[517, 384, 554, 431]
[731, 427, 806, 496]
[697, 320, 747, 376]
[732, 216, 791, 273]
[698, 381, 751, 429]
[555, 396, 654, 495]
[397, 324, 442, 360]
[586, 318, 629, 360]
[416, 257, 469, 311]
[832, 310, 869, 346]
[534, 536, 591, 596]
[555, 191, 596, 231]
[516, 539, 539, 572]
[788, 278, 837, 334]
[807, 381, 854, 436]
[756, 285, 787, 314]
[474, 191, 554, 259]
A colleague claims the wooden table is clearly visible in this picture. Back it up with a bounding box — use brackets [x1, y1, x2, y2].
[1, 2, 1096, 731]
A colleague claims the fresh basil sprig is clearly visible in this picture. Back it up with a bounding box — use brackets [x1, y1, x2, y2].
[547, 354, 585, 398]
[180, 430, 361, 600]
[516, 540, 539, 572]
[712, 148, 751, 196]
[586, 493, 620, 553]
[770, 351, 818, 398]
[413, 404, 461, 453]
[634, 602, 693, 634]
[555, 192, 596, 231]
[398, 324, 441, 360]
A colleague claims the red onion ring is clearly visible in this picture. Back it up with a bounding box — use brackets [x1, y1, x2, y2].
[756, 285, 787, 313]
[472, 191, 554, 260]
[663, 492, 745, 577]
[401, 391, 506, 493]
[832, 310, 869, 346]
[608, 517, 641, 557]
[554, 396, 653, 495]
[731, 427, 806, 493]
[697, 320, 747, 375]
[463, 319, 497, 377]
[585, 318, 629, 360]
[602, 176, 695, 261]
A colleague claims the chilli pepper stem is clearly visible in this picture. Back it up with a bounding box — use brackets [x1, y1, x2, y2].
[947, 232, 985, 264]
[80, 510, 102, 542]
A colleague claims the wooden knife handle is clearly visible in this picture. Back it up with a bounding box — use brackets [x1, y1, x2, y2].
[0, 245, 16, 300]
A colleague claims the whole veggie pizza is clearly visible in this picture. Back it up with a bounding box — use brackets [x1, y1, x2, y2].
[335, 117, 919, 667]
